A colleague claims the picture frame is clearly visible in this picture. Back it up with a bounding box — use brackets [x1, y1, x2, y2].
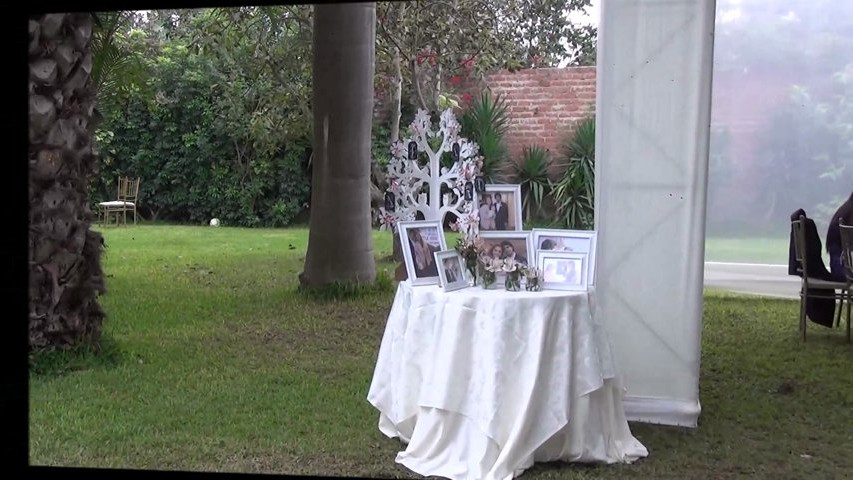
[537, 251, 589, 291]
[434, 250, 469, 292]
[398, 220, 448, 286]
[476, 184, 523, 232]
[531, 229, 597, 285]
[479, 231, 535, 276]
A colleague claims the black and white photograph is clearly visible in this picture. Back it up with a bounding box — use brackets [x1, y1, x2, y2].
[398, 220, 447, 286]
[532, 229, 597, 284]
[434, 250, 468, 292]
[479, 231, 534, 268]
[477, 184, 523, 231]
[538, 252, 588, 291]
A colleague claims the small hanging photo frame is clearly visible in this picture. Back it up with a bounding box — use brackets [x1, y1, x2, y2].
[384, 191, 396, 212]
[474, 176, 486, 193]
[464, 182, 474, 201]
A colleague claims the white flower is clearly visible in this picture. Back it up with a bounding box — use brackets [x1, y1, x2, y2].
[501, 258, 520, 272]
[413, 109, 432, 137]
[458, 140, 478, 160]
[390, 140, 407, 159]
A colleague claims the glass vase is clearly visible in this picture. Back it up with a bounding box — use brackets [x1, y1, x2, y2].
[505, 271, 521, 291]
[525, 277, 541, 292]
[466, 258, 478, 286]
[482, 270, 496, 289]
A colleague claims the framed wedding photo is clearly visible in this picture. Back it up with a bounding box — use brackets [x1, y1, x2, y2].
[477, 184, 523, 232]
[538, 251, 588, 291]
[434, 250, 468, 292]
[532, 229, 597, 285]
[398, 220, 448, 286]
[479, 231, 535, 269]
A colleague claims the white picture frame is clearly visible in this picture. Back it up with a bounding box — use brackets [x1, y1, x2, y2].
[398, 220, 448, 286]
[434, 250, 469, 292]
[537, 251, 589, 291]
[531, 229, 597, 285]
[476, 184, 523, 232]
[479, 231, 535, 276]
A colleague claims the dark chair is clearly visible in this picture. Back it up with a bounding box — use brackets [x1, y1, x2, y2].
[839, 220, 853, 341]
[791, 215, 850, 342]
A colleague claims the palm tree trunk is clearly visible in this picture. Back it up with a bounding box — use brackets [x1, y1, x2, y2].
[29, 13, 106, 351]
[300, 3, 377, 287]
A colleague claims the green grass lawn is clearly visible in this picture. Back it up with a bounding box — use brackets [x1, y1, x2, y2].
[704, 237, 791, 264]
[29, 226, 853, 478]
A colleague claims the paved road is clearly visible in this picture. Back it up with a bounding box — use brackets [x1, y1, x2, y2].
[703, 262, 800, 299]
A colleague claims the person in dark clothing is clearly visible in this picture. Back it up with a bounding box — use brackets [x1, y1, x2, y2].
[493, 193, 509, 230]
[788, 208, 836, 328]
[825, 191, 853, 282]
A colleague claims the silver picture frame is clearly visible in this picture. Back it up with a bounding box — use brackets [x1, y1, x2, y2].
[398, 220, 448, 286]
[434, 250, 469, 292]
[531, 228, 597, 285]
[475, 184, 524, 232]
[537, 251, 589, 291]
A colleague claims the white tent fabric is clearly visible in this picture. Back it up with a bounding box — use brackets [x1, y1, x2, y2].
[594, 0, 716, 427]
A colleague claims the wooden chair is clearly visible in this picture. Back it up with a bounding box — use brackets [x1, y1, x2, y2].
[791, 215, 850, 342]
[98, 176, 141, 227]
[840, 220, 853, 341]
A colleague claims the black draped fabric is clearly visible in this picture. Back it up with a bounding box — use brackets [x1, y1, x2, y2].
[788, 209, 836, 328]
[825, 191, 853, 253]
[824, 191, 853, 282]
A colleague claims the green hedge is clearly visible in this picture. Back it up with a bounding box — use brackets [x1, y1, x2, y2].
[92, 43, 312, 227]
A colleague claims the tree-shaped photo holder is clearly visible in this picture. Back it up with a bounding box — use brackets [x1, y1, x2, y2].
[378, 108, 483, 279]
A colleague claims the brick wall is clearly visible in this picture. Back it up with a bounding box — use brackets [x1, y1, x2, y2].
[484, 67, 597, 162]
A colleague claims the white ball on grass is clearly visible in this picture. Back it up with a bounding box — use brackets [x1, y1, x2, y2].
[210, 218, 220, 227]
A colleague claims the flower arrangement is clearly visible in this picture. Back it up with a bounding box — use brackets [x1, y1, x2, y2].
[455, 236, 484, 285]
[502, 258, 523, 291]
[479, 255, 502, 289]
[449, 204, 480, 244]
[522, 266, 541, 291]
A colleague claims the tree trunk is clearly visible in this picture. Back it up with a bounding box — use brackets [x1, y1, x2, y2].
[300, 3, 377, 287]
[390, 46, 402, 143]
[28, 13, 106, 351]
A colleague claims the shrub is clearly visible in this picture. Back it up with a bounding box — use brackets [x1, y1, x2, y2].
[551, 116, 595, 230]
[460, 91, 511, 181]
[507, 145, 551, 220]
[92, 45, 312, 227]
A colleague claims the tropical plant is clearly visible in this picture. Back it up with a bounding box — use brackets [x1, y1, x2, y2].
[90, 12, 150, 115]
[460, 91, 511, 181]
[300, 3, 378, 287]
[29, 13, 106, 351]
[508, 145, 551, 220]
[551, 116, 595, 229]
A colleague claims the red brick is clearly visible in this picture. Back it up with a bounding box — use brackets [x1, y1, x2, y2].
[478, 67, 596, 154]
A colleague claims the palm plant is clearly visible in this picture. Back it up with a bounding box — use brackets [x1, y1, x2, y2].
[29, 13, 106, 351]
[551, 116, 595, 230]
[460, 91, 511, 181]
[91, 12, 149, 114]
[508, 145, 550, 220]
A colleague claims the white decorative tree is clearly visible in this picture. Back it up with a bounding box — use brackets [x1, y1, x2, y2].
[378, 108, 483, 240]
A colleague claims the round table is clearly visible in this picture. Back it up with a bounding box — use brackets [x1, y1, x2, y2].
[367, 281, 647, 480]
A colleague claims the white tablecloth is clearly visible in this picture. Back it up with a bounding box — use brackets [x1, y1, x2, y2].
[367, 281, 648, 480]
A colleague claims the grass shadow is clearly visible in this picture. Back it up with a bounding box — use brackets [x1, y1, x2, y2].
[297, 269, 396, 302]
[29, 334, 127, 378]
